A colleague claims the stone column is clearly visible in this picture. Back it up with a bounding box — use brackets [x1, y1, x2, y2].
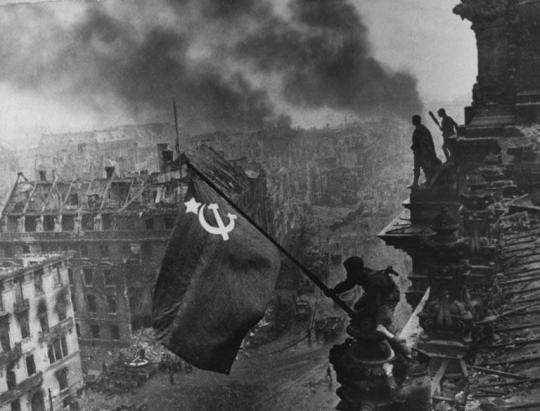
[35, 216, 44, 233]
[54, 215, 62, 232]
[454, 0, 517, 127]
[417, 209, 473, 378]
[460, 173, 495, 252]
[515, 0, 540, 122]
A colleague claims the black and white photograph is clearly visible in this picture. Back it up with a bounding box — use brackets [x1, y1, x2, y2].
[0, 0, 539, 410]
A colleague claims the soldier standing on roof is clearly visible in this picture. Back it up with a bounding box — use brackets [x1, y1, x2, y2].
[410, 115, 442, 188]
[437, 108, 459, 162]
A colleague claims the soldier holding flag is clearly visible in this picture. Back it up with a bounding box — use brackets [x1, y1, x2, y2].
[329, 256, 409, 357]
[436, 108, 458, 162]
[152, 146, 281, 374]
[331, 257, 399, 326]
[153, 146, 410, 375]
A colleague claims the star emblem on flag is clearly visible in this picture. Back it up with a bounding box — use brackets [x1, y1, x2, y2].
[184, 198, 201, 215]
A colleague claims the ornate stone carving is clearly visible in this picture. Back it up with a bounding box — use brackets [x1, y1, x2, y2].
[455, 0, 518, 110]
[419, 209, 475, 341]
[453, 0, 509, 26]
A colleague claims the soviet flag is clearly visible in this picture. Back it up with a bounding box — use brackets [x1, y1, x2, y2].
[152, 149, 280, 374]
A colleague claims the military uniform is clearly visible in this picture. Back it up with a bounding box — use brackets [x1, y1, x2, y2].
[333, 264, 400, 330]
[411, 124, 441, 186]
[441, 115, 458, 161]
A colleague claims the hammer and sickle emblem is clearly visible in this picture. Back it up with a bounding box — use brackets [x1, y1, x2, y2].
[198, 203, 237, 241]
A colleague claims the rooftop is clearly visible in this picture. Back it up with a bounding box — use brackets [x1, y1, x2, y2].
[2, 173, 184, 216]
[468, 221, 540, 409]
[1, 145, 257, 217]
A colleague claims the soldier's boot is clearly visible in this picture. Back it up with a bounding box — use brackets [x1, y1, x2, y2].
[442, 143, 451, 163]
[409, 170, 420, 189]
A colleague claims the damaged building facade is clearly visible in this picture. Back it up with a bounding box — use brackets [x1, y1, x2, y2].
[0, 253, 82, 411]
[35, 124, 176, 180]
[363, 1, 540, 409]
[0, 145, 271, 370]
[192, 119, 411, 245]
[0, 145, 21, 212]
[192, 120, 412, 300]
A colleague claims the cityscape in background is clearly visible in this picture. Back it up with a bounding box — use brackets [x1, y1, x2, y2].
[0, 114, 416, 410]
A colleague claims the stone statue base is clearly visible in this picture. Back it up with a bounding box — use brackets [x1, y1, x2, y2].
[330, 335, 431, 411]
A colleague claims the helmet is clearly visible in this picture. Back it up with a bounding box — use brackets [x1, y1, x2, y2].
[343, 256, 364, 273]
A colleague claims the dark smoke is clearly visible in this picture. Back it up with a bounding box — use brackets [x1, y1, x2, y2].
[0, 5, 275, 133]
[292, 0, 361, 29]
[0, 0, 421, 133]
[73, 9, 274, 132]
[234, 0, 422, 118]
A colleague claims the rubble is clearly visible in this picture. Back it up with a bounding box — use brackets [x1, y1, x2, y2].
[86, 328, 184, 396]
[117, 328, 177, 365]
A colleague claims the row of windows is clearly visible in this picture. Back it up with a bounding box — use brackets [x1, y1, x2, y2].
[0, 300, 69, 352]
[47, 335, 69, 364]
[78, 243, 154, 259]
[10, 214, 176, 233]
[1, 267, 68, 343]
[5, 355, 36, 391]
[80, 267, 114, 287]
[33, 265, 64, 295]
[0, 265, 64, 310]
[7, 368, 69, 410]
[38, 301, 68, 333]
[85, 294, 117, 314]
[4, 241, 159, 260]
[86, 323, 120, 340]
[5, 344, 67, 395]
[3, 318, 120, 349]
[0, 312, 32, 344]
[145, 217, 175, 230]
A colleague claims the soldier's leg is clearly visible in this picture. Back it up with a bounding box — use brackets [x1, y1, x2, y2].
[376, 305, 395, 332]
[422, 165, 433, 186]
[411, 158, 420, 187]
[442, 141, 451, 162]
[376, 322, 412, 359]
[376, 303, 411, 358]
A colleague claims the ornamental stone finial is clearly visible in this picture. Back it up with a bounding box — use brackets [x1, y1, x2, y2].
[453, 0, 509, 25]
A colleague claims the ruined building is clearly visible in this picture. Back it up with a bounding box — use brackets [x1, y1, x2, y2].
[367, 1, 540, 409]
[193, 119, 411, 242]
[0, 145, 270, 370]
[0, 145, 21, 211]
[0, 253, 82, 411]
[35, 124, 176, 180]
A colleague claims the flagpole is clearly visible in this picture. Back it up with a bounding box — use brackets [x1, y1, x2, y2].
[173, 97, 180, 155]
[184, 158, 354, 317]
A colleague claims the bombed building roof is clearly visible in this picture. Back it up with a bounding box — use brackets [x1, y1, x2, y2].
[187, 144, 258, 195]
[2, 144, 255, 217]
[466, 219, 540, 409]
[1, 174, 179, 216]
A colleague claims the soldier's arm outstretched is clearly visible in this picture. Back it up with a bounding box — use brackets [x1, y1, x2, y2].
[332, 277, 356, 294]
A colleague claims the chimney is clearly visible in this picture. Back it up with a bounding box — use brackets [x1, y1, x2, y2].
[38, 170, 47, 182]
[105, 166, 115, 179]
[157, 143, 174, 173]
[162, 147, 174, 162]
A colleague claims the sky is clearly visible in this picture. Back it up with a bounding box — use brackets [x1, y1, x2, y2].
[0, 0, 477, 146]
[357, 0, 476, 102]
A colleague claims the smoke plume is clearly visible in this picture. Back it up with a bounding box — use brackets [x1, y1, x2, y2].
[234, 0, 421, 118]
[0, 0, 422, 135]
